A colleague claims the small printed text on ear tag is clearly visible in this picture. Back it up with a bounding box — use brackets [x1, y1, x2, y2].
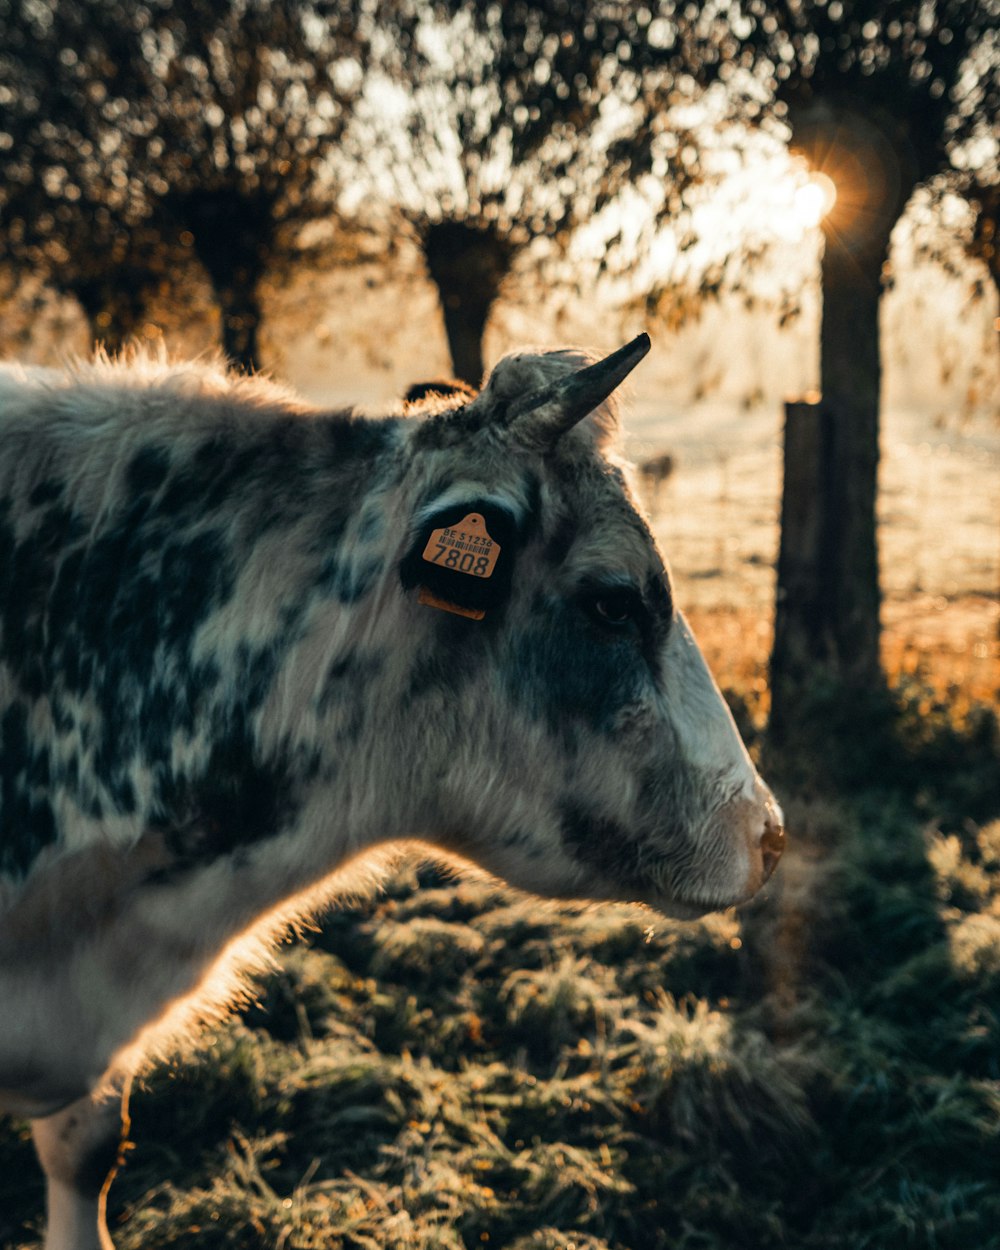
[421, 512, 501, 579]
[402, 505, 514, 621]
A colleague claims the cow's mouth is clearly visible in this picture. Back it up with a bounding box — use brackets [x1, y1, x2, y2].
[559, 804, 742, 918]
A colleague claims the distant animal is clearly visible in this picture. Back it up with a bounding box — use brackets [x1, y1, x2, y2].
[638, 450, 676, 514]
[0, 336, 783, 1249]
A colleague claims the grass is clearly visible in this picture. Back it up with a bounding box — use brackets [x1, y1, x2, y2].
[1, 625, 998, 1250]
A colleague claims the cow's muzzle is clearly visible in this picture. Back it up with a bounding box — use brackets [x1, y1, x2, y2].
[697, 783, 786, 910]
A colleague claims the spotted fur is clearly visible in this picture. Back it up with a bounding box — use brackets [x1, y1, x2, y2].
[0, 344, 782, 1249]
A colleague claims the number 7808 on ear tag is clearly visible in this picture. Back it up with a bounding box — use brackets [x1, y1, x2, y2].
[421, 513, 501, 579]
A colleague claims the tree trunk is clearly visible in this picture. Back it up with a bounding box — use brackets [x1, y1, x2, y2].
[769, 227, 890, 732]
[769, 102, 917, 733]
[814, 222, 888, 687]
[212, 272, 263, 374]
[424, 221, 513, 387]
[176, 191, 272, 373]
[72, 272, 152, 356]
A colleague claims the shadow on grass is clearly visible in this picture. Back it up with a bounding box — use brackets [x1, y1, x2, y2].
[2, 681, 997, 1249]
[745, 676, 1000, 1249]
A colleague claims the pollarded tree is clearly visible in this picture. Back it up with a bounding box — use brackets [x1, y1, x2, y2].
[0, 0, 366, 368]
[342, 0, 705, 385]
[128, 0, 367, 370]
[0, 0, 171, 349]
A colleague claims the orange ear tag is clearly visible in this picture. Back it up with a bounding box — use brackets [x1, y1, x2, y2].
[417, 588, 486, 619]
[418, 512, 501, 620]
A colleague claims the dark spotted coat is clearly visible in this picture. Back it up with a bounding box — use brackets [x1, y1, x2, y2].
[0, 348, 781, 1250]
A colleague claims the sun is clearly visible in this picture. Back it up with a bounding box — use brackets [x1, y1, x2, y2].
[792, 172, 838, 229]
[721, 149, 842, 249]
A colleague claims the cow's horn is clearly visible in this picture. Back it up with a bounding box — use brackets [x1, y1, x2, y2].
[508, 333, 651, 450]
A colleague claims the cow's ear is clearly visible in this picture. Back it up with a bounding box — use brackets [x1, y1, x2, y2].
[399, 499, 521, 620]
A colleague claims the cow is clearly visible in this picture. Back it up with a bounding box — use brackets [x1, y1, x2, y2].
[0, 334, 784, 1249]
[637, 449, 676, 516]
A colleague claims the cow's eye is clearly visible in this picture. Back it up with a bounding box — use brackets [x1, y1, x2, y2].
[584, 588, 643, 630]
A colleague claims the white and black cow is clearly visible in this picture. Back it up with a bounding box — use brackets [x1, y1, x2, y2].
[0, 335, 783, 1249]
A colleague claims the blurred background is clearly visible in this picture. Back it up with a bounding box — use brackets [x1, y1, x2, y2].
[1, 2, 999, 1247]
[1, 0, 996, 707]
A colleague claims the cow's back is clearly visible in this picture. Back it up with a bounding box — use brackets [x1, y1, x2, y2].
[0, 357, 387, 887]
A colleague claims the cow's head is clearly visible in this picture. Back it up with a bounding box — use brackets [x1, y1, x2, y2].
[350, 334, 784, 919]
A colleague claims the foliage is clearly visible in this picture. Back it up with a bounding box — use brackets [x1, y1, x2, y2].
[0, 0, 175, 346]
[0, 0, 760, 380]
[0, 0, 365, 366]
[716, 0, 1000, 335]
[339, 0, 716, 382]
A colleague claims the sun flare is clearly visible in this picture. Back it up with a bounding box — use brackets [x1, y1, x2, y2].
[792, 172, 838, 228]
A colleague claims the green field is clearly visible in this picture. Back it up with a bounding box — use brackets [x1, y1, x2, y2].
[2, 672, 998, 1250]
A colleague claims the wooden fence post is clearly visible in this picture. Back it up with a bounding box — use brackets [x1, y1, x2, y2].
[769, 396, 834, 739]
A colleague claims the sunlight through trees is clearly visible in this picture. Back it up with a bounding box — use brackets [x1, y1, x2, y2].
[0, 0, 996, 687]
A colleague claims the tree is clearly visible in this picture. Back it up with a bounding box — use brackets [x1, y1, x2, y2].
[341, 1, 705, 385]
[0, 0, 171, 349]
[757, 4, 997, 708]
[713, 1, 999, 713]
[0, 0, 365, 369]
[127, 0, 366, 370]
[547, 1, 995, 707]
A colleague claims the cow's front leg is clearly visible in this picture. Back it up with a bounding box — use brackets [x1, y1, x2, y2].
[31, 1077, 131, 1250]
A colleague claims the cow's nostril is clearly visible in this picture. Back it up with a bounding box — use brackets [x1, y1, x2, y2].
[760, 818, 785, 882]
